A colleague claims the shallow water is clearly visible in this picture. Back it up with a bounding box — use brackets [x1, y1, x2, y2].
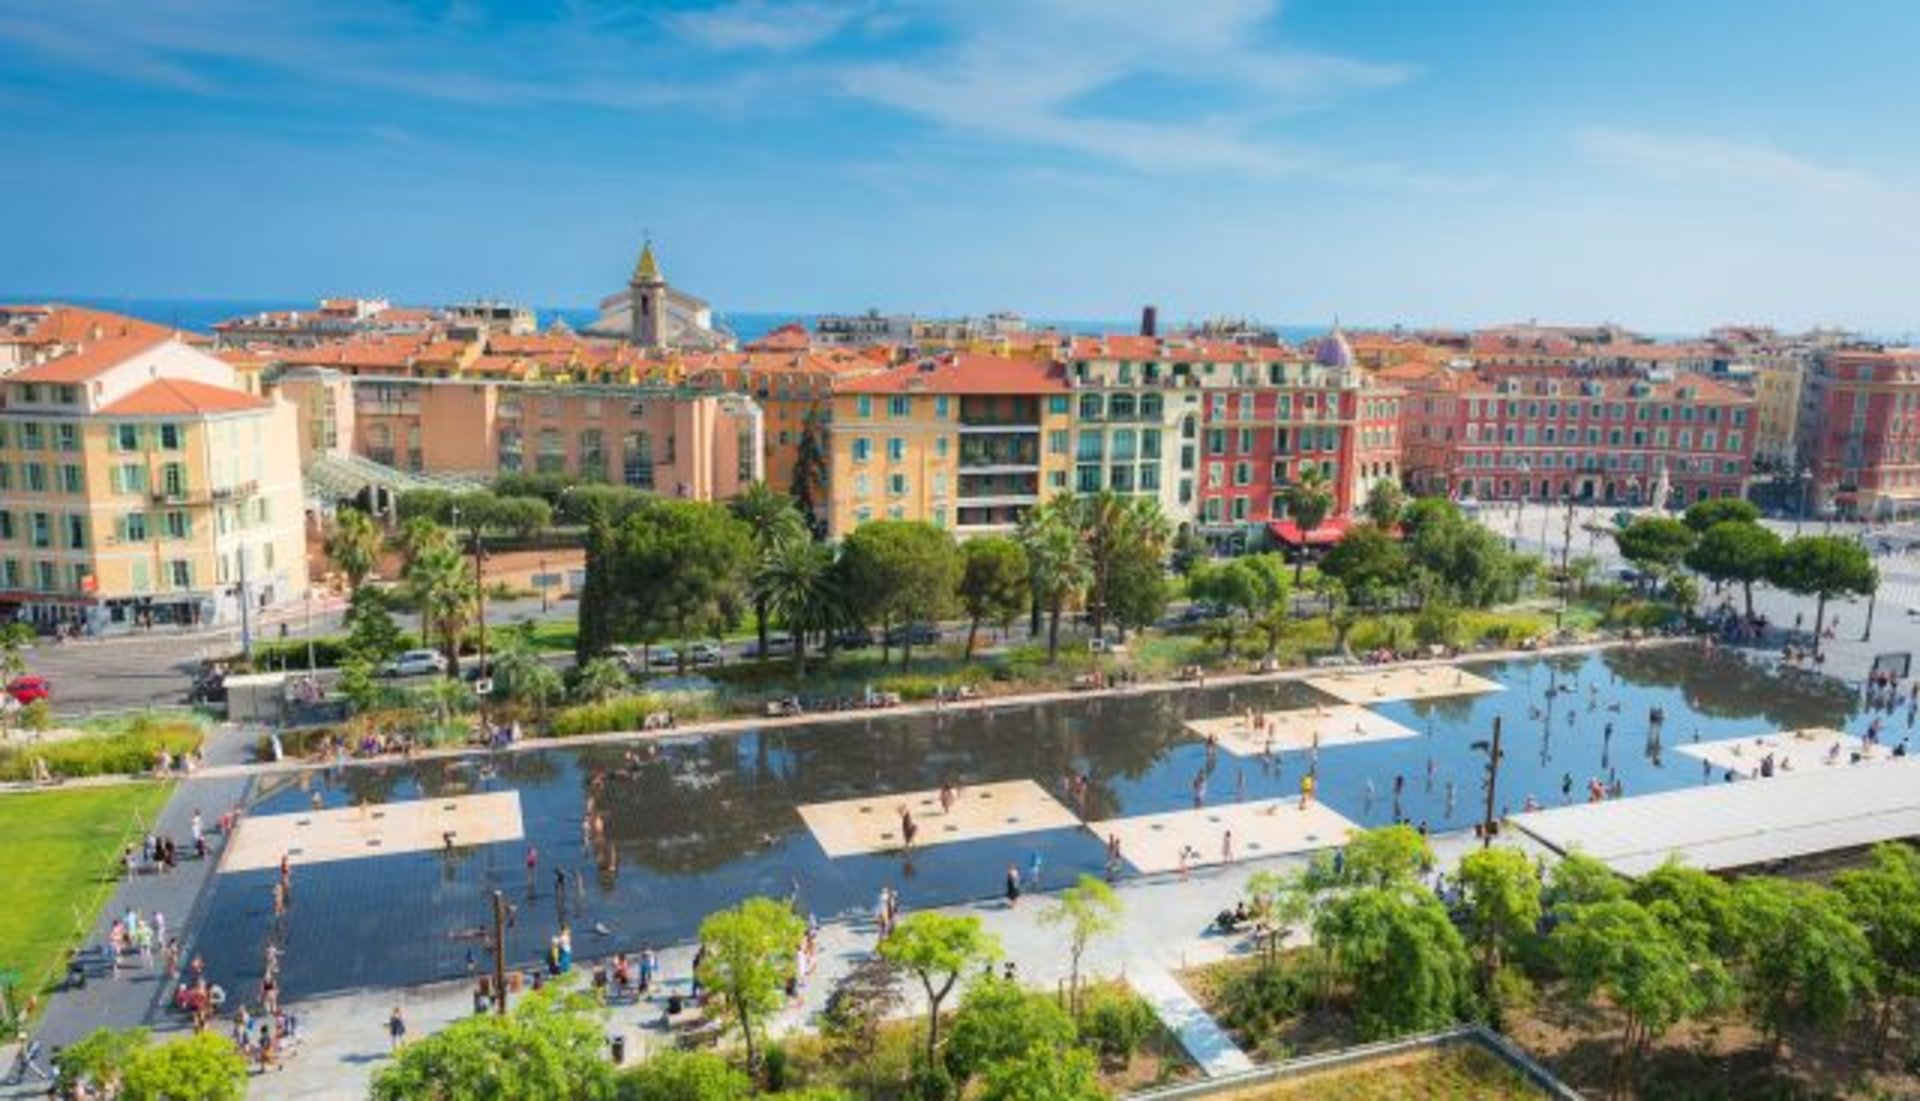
[194, 645, 1875, 999]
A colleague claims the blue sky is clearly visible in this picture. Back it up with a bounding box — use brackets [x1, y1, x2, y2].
[3, 0, 1916, 332]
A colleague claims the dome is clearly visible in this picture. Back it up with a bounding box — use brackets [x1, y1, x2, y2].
[1315, 325, 1355, 370]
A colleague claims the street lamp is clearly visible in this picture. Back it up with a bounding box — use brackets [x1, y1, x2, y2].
[1470, 716, 1505, 849]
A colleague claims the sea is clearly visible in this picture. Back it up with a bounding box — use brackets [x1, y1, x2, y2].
[1, 293, 1329, 347]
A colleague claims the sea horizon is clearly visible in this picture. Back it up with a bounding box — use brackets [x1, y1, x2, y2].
[2, 292, 1346, 346]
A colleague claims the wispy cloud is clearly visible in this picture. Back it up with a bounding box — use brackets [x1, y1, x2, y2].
[834, 0, 1414, 175]
[1578, 127, 1898, 199]
[670, 1, 859, 52]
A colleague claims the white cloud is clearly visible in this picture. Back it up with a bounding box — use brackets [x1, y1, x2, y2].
[833, 0, 1414, 175]
[1577, 127, 1898, 199]
[670, 1, 858, 52]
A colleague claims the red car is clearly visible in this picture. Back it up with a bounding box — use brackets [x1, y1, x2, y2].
[7, 676, 50, 705]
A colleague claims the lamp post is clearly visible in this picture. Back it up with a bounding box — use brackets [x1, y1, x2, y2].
[1557, 493, 1575, 632]
[491, 889, 509, 1016]
[1471, 716, 1505, 849]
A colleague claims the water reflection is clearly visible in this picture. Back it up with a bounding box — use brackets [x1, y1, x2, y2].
[195, 645, 1885, 1000]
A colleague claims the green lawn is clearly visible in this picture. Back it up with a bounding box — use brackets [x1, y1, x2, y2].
[0, 783, 173, 994]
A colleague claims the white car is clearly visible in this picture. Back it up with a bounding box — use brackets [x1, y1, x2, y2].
[382, 649, 448, 677]
[687, 642, 724, 665]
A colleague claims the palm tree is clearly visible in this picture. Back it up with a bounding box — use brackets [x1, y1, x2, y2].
[1018, 500, 1090, 663]
[404, 538, 474, 676]
[1282, 465, 1336, 582]
[325, 508, 384, 592]
[1072, 492, 1171, 640]
[730, 483, 808, 662]
[754, 536, 841, 677]
[572, 657, 630, 704]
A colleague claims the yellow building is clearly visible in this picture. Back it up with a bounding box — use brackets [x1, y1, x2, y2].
[828, 354, 1071, 538]
[0, 334, 308, 633]
[1750, 356, 1805, 470]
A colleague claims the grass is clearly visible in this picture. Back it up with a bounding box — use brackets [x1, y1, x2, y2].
[0, 783, 173, 997]
[1218, 1044, 1544, 1099]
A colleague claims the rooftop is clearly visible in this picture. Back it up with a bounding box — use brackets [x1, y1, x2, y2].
[9, 333, 174, 384]
[96, 377, 270, 417]
[838, 353, 1067, 396]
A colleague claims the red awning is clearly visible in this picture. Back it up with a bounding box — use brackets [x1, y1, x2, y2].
[1267, 518, 1353, 546]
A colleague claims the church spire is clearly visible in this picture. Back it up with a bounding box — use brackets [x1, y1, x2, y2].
[633, 240, 663, 285]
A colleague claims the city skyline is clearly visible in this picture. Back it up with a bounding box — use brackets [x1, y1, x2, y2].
[5, 0, 1918, 332]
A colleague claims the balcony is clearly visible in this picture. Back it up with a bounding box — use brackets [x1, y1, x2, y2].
[960, 472, 1039, 500]
[959, 438, 1039, 468]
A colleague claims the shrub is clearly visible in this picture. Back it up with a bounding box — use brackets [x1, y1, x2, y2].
[617, 1050, 752, 1101]
[548, 692, 710, 737]
[761, 1043, 789, 1093]
[873, 666, 991, 702]
[1217, 962, 1309, 1039]
[1413, 603, 1463, 649]
[943, 979, 1075, 1085]
[1077, 985, 1158, 1064]
[0, 717, 204, 781]
[904, 1060, 954, 1101]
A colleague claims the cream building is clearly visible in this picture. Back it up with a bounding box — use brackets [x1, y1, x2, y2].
[0, 334, 308, 633]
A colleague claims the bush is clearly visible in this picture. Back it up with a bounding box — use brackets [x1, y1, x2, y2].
[0, 716, 205, 781]
[762, 1043, 789, 1092]
[1077, 985, 1158, 1064]
[245, 633, 422, 671]
[617, 1050, 752, 1101]
[872, 667, 991, 702]
[548, 692, 709, 738]
[905, 1060, 954, 1101]
[1413, 603, 1464, 649]
[1602, 600, 1682, 631]
[944, 979, 1075, 1085]
[1217, 962, 1309, 1039]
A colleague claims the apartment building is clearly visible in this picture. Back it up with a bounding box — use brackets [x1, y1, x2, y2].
[0, 335, 307, 632]
[680, 349, 885, 500]
[272, 370, 762, 500]
[1800, 346, 1920, 519]
[1401, 373, 1755, 505]
[827, 354, 1071, 538]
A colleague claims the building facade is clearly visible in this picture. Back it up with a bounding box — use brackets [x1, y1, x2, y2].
[0, 336, 308, 632]
[1402, 373, 1755, 505]
[1800, 346, 1920, 519]
[272, 371, 762, 500]
[827, 355, 1071, 538]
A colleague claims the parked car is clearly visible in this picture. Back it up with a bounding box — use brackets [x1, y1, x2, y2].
[7, 675, 50, 705]
[832, 628, 875, 650]
[381, 649, 448, 678]
[649, 648, 681, 668]
[604, 644, 640, 671]
[686, 642, 724, 666]
[884, 623, 941, 647]
[742, 634, 794, 658]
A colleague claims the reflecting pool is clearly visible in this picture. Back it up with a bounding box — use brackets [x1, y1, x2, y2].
[196, 644, 1870, 999]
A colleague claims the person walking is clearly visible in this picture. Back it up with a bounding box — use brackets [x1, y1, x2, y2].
[387, 1007, 406, 1053]
[1004, 864, 1022, 908]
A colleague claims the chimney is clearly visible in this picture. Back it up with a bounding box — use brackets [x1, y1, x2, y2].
[1140, 305, 1158, 338]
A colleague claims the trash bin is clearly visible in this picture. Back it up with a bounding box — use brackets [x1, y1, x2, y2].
[608, 1034, 626, 1065]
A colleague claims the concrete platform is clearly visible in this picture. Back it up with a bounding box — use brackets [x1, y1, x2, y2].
[1186, 704, 1419, 757]
[1675, 727, 1884, 777]
[1087, 799, 1359, 875]
[1305, 665, 1503, 704]
[222, 791, 525, 872]
[796, 779, 1080, 857]
[1512, 755, 1920, 876]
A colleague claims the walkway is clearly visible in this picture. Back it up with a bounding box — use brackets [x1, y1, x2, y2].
[1130, 962, 1254, 1077]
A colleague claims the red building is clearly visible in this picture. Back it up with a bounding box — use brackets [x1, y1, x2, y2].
[1801, 346, 1920, 519]
[1399, 372, 1755, 506]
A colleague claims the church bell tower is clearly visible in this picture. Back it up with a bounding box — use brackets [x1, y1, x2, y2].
[629, 241, 667, 350]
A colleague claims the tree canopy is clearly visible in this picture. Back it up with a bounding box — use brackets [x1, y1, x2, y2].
[696, 896, 806, 1068]
[1614, 517, 1697, 576]
[1686, 520, 1782, 617]
[878, 911, 1002, 1062]
[371, 985, 613, 1101]
[958, 536, 1030, 660]
[1684, 497, 1761, 532]
[840, 520, 961, 666]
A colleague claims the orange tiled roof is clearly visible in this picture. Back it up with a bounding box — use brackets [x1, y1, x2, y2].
[0, 305, 173, 348]
[745, 323, 810, 352]
[838, 353, 1066, 396]
[1067, 335, 1296, 363]
[96, 378, 269, 416]
[10, 334, 175, 383]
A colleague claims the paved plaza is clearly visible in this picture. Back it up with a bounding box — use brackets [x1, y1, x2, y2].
[1088, 799, 1360, 875]
[221, 791, 526, 872]
[1674, 727, 1883, 777]
[1186, 703, 1419, 756]
[1304, 664, 1504, 704]
[795, 780, 1079, 857]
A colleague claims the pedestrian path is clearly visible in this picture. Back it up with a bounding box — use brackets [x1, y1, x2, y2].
[1129, 961, 1254, 1077]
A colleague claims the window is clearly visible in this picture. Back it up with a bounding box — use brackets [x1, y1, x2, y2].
[887, 473, 908, 495]
[621, 430, 655, 488]
[0, 513, 11, 540]
[159, 424, 183, 450]
[64, 515, 86, 550]
[1237, 428, 1255, 453]
[1110, 394, 1136, 421]
[163, 511, 191, 539]
[887, 437, 905, 462]
[121, 512, 148, 542]
[854, 473, 871, 497]
[1140, 393, 1163, 419]
[1049, 395, 1069, 415]
[1140, 465, 1160, 491]
[1232, 497, 1249, 521]
[856, 395, 872, 418]
[59, 465, 81, 494]
[55, 424, 78, 452]
[1048, 430, 1069, 456]
[935, 396, 950, 419]
[1076, 465, 1101, 493]
[20, 423, 43, 450]
[536, 429, 566, 474]
[935, 437, 949, 459]
[1233, 461, 1252, 486]
[168, 560, 192, 589]
[162, 463, 185, 497]
[1077, 432, 1104, 461]
[130, 561, 150, 594]
[30, 513, 49, 549]
[578, 429, 605, 479]
[1079, 394, 1104, 420]
[35, 562, 55, 592]
[23, 464, 45, 493]
[888, 396, 910, 418]
[1206, 428, 1226, 456]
